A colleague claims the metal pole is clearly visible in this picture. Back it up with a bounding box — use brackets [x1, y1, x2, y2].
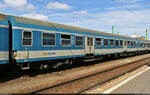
[146, 29, 148, 40]
[112, 25, 114, 34]
[117, 32, 119, 35]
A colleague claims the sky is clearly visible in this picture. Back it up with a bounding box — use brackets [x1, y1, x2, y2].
[0, 0, 150, 38]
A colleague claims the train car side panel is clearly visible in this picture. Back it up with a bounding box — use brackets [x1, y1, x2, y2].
[0, 14, 9, 64]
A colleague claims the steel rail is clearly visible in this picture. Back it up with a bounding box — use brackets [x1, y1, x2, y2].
[29, 57, 150, 94]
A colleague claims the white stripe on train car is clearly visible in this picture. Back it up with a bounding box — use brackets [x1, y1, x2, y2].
[0, 51, 9, 61]
[95, 48, 124, 54]
[95, 48, 143, 54]
[15, 48, 141, 60]
[0, 25, 9, 28]
[126, 48, 138, 52]
[15, 49, 85, 60]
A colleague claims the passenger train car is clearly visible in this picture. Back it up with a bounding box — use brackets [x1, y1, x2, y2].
[0, 13, 150, 73]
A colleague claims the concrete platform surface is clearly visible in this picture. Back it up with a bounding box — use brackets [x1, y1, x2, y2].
[111, 66, 150, 94]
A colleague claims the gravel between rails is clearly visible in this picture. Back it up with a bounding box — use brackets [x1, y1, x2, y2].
[0, 54, 150, 94]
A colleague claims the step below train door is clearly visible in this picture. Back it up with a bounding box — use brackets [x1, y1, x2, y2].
[85, 37, 95, 55]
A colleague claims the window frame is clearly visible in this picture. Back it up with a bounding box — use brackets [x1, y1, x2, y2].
[115, 40, 119, 46]
[42, 32, 56, 46]
[96, 37, 102, 47]
[140, 43, 142, 47]
[60, 34, 72, 47]
[120, 40, 123, 46]
[87, 37, 94, 46]
[110, 39, 114, 47]
[127, 41, 131, 46]
[133, 42, 136, 46]
[104, 39, 108, 47]
[22, 30, 33, 46]
[131, 41, 134, 46]
[75, 36, 84, 47]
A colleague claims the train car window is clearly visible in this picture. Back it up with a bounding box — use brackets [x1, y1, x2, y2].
[144, 43, 146, 47]
[96, 38, 101, 47]
[140, 43, 144, 47]
[104, 39, 108, 46]
[131, 41, 134, 46]
[90, 38, 93, 46]
[120, 40, 123, 46]
[140, 43, 142, 47]
[148, 43, 150, 47]
[115, 40, 119, 46]
[110, 39, 114, 46]
[142, 43, 144, 47]
[133, 42, 136, 46]
[147, 43, 150, 47]
[87, 37, 93, 46]
[75, 36, 83, 46]
[23, 31, 32, 46]
[146, 43, 148, 47]
[43, 33, 55, 46]
[127, 41, 130, 46]
[61, 34, 71, 46]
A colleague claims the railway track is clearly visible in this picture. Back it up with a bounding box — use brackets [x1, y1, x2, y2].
[29, 57, 150, 94]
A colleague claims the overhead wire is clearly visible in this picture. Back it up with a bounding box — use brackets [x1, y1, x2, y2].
[111, 0, 149, 28]
[111, 0, 149, 39]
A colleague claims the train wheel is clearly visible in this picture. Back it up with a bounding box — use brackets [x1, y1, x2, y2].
[0, 63, 21, 76]
[29, 63, 41, 73]
[7, 64, 21, 76]
[0, 65, 7, 76]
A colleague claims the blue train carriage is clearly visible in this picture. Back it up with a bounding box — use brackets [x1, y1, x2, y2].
[10, 15, 88, 69]
[11, 15, 131, 65]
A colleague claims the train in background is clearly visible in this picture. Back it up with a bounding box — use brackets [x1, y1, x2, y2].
[0, 13, 150, 74]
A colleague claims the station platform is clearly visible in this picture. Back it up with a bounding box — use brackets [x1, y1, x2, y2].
[110, 66, 150, 94]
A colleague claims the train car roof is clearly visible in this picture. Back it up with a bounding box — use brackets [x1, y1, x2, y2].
[13, 15, 131, 38]
[0, 14, 6, 20]
[3, 14, 149, 42]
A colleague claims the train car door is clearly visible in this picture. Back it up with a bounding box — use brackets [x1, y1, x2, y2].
[85, 37, 94, 54]
[123, 40, 127, 51]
